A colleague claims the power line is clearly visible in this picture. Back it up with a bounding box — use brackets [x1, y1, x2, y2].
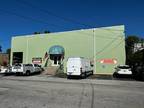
[96, 37, 125, 56]
[0, 1, 125, 40]
[0, 2, 126, 56]
[77, 30, 123, 39]
[110, 38, 125, 51]
[0, 6, 125, 52]
[15, 0, 93, 28]
[0, 8, 66, 29]
[15, 0, 124, 32]
[0, 8, 124, 40]
[96, 37, 119, 55]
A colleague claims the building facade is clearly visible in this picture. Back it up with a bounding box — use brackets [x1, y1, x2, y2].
[0, 53, 9, 66]
[11, 25, 126, 75]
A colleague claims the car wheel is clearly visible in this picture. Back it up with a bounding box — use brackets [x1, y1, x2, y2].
[26, 71, 31, 76]
[91, 70, 94, 75]
[141, 72, 144, 81]
[84, 72, 87, 78]
[113, 72, 119, 78]
[81, 72, 86, 79]
[16, 72, 20, 76]
[67, 75, 71, 79]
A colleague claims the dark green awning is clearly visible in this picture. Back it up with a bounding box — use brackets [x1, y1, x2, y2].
[49, 45, 65, 54]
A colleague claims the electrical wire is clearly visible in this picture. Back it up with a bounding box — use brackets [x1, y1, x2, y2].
[15, 0, 124, 32]
[0, 8, 66, 29]
[0, 2, 126, 54]
[96, 37, 125, 56]
[96, 37, 120, 55]
[0, 8, 124, 40]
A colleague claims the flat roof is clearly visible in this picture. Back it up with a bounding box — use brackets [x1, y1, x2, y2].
[12, 25, 125, 38]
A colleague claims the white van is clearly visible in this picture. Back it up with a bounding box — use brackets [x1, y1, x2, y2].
[66, 57, 93, 78]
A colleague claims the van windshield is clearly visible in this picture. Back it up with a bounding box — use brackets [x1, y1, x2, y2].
[67, 59, 81, 67]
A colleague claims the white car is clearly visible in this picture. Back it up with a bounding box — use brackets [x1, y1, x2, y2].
[12, 63, 42, 75]
[114, 65, 132, 75]
[0, 66, 10, 74]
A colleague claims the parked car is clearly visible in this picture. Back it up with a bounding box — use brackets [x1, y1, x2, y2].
[114, 65, 132, 75]
[66, 57, 93, 78]
[12, 63, 42, 75]
[132, 64, 144, 81]
[0, 66, 11, 74]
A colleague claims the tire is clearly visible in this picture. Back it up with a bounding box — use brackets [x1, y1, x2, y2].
[16, 72, 19, 76]
[67, 75, 70, 79]
[80, 73, 83, 79]
[26, 70, 31, 76]
[113, 73, 119, 78]
[16, 72, 22, 76]
[142, 72, 144, 81]
[84, 72, 87, 78]
[20, 72, 23, 76]
[91, 70, 94, 75]
[81, 72, 86, 79]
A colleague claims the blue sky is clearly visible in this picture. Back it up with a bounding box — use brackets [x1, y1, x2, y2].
[0, 0, 144, 52]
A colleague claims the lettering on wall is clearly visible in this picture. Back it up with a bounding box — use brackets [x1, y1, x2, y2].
[99, 58, 117, 64]
[32, 57, 42, 64]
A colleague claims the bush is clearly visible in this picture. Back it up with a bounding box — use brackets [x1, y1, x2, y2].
[55, 64, 67, 78]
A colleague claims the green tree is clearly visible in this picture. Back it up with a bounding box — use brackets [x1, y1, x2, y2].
[34, 32, 41, 34]
[44, 30, 50, 34]
[125, 36, 139, 53]
[125, 36, 143, 65]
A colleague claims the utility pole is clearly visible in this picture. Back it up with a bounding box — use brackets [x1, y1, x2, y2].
[93, 29, 96, 74]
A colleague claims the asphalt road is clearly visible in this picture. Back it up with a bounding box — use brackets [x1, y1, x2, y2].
[0, 75, 144, 108]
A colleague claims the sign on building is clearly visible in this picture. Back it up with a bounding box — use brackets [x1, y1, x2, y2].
[32, 57, 42, 64]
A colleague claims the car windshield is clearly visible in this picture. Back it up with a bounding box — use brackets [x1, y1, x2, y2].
[24, 64, 33, 66]
[118, 66, 130, 69]
[14, 64, 21, 66]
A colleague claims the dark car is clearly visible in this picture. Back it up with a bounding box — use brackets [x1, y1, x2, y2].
[133, 64, 144, 81]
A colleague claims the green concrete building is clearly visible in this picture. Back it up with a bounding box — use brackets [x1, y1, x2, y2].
[10, 25, 126, 75]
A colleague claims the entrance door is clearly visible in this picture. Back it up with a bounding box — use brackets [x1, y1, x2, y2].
[12, 52, 23, 65]
[54, 56, 58, 65]
[50, 54, 62, 66]
[49, 45, 65, 66]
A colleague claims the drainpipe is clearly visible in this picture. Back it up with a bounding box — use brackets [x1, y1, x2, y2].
[93, 29, 96, 74]
[26, 37, 29, 64]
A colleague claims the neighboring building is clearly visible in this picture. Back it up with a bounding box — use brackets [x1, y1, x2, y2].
[0, 53, 9, 66]
[133, 42, 144, 53]
[10, 25, 126, 75]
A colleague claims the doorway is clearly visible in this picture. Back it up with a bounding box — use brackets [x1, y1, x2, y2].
[50, 54, 63, 66]
[12, 52, 23, 65]
[49, 45, 65, 66]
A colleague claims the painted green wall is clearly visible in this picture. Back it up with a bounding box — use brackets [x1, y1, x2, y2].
[11, 25, 125, 75]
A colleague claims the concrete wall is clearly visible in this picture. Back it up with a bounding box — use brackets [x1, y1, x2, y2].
[11, 25, 126, 75]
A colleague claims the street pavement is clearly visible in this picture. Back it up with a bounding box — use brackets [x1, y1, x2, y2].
[0, 75, 144, 108]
